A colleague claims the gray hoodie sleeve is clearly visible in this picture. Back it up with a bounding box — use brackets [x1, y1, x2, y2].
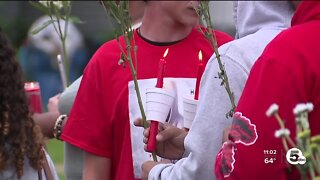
[148, 52, 249, 180]
[57, 76, 84, 180]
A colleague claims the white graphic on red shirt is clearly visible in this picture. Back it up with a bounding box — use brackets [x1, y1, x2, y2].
[215, 112, 258, 179]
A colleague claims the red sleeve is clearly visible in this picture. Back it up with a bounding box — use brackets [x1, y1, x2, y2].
[61, 45, 114, 158]
[215, 55, 304, 179]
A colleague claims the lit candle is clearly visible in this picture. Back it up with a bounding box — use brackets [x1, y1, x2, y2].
[156, 48, 169, 88]
[194, 50, 203, 100]
[57, 54, 67, 90]
[24, 82, 42, 113]
[146, 48, 169, 152]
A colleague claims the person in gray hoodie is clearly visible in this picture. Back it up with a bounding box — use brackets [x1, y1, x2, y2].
[139, 1, 295, 179]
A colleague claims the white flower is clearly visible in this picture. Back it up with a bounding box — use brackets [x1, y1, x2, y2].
[266, 103, 279, 117]
[293, 103, 307, 115]
[306, 103, 314, 112]
[274, 128, 290, 138]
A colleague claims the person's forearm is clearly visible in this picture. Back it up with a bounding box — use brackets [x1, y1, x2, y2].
[83, 152, 111, 180]
[33, 111, 60, 138]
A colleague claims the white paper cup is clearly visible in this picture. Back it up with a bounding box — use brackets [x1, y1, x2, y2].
[146, 88, 175, 123]
[183, 95, 198, 129]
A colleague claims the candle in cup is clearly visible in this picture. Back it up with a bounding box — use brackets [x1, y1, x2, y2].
[194, 50, 203, 100]
[24, 82, 42, 113]
[146, 48, 169, 152]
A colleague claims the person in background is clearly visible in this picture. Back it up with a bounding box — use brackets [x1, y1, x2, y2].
[0, 26, 58, 180]
[18, 15, 89, 109]
[215, 1, 320, 179]
[27, 1, 150, 179]
[137, 1, 295, 179]
[31, 0, 148, 141]
[61, 1, 233, 179]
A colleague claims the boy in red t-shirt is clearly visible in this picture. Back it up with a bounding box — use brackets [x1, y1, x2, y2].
[61, 1, 233, 179]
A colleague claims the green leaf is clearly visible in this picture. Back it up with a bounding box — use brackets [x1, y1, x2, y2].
[30, 19, 56, 35]
[68, 16, 85, 24]
[29, 1, 50, 14]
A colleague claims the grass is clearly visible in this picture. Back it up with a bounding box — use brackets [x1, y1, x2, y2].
[46, 139, 65, 180]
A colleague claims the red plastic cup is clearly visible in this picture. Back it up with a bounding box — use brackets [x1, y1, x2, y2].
[24, 82, 42, 113]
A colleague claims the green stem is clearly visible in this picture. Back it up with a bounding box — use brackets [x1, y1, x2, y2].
[101, 1, 156, 161]
[126, 44, 147, 128]
[275, 113, 285, 129]
[50, 4, 70, 87]
[199, 1, 236, 118]
[286, 136, 296, 148]
[274, 113, 290, 152]
[152, 153, 158, 162]
[308, 162, 316, 180]
[62, 39, 69, 86]
[63, 4, 72, 86]
[124, 29, 157, 162]
[134, 45, 138, 78]
[297, 132, 306, 155]
[281, 137, 289, 152]
[126, 36, 157, 163]
[316, 146, 320, 174]
[311, 154, 320, 175]
[120, 22, 148, 129]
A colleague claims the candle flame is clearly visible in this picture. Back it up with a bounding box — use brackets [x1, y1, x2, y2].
[57, 54, 62, 64]
[163, 48, 169, 58]
[30, 82, 35, 89]
[198, 50, 202, 61]
[24, 82, 38, 90]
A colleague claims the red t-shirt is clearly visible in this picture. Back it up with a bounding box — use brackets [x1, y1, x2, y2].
[215, 2, 320, 179]
[62, 27, 232, 180]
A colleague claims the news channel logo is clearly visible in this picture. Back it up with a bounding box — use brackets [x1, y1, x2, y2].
[286, 148, 306, 165]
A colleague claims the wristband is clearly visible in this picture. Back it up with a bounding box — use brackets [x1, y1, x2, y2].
[53, 114, 67, 140]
